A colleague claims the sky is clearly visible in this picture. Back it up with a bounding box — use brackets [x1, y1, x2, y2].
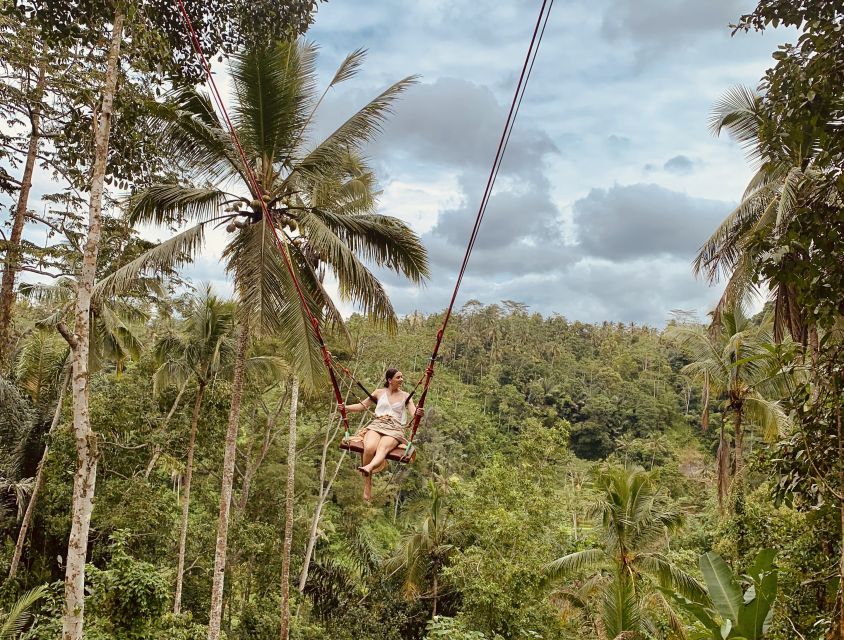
[290, 0, 787, 326]
[14, 0, 795, 326]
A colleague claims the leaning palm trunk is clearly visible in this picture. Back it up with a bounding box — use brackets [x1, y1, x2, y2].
[62, 12, 123, 640]
[174, 382, 205, 614]
[279, 376, 299, 640]
[0, 59, 46, 361]
[9, 368, 68, 578]
[8, 447, 47, 579]
[208, 319, 249, 640]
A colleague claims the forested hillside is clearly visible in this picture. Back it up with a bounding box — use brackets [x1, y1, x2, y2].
[4, 295, 720, 639]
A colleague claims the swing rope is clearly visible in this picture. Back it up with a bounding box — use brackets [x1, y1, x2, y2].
[174, 0, 554, 456]
[405, 0, 555, 454]
[174, 0, 352, 437]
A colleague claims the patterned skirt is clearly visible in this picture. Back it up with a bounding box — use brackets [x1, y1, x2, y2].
[358, 415, 408, 445]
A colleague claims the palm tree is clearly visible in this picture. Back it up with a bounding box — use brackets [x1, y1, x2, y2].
[694, 85, 831, 343]
[665, 305, 790, 508]
[386, 480, 457, 617]
[119, 41, 428, 639]
[17, 278, 144, 376]
[546, 467, 705, 639]
[152, 286, 235, 614]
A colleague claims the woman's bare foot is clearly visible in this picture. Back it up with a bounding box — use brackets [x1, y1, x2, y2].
[357, 465, 371, 477]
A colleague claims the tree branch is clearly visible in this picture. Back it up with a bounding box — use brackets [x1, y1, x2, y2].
[56, 321, 78, 349]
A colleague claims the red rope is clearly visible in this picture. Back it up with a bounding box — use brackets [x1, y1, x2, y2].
[174, 0, 553, 450]
[407, 0, 554, 443]
[174, 0, 350, 433]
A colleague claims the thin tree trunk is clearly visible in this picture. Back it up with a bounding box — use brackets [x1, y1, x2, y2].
[279, 376, 299, 640]
[0, 58, 47, 361]
[174, 382, 205, 614]
[145, 379, 189, 479]
[716, 423, 730, 513]
[9, 369, 68, 578]
[238, 390, 285, 513]
[834, 380, 844, 640]
[62, 12, 123, 640]
[298, 425, 346, 594]
[733, 405, 744, 478]
[432, 571, 438, 617]
[207, 319, 249, 640]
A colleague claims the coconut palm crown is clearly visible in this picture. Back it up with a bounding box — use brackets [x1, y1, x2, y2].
[117, 41, 429, 384]
[694, 85, 833, 342]
[545, 466, 706, 640]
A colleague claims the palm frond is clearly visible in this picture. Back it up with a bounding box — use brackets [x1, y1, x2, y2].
[637, 553, 708, 603]
[230, 42, 315, 175]
[156, 87, 249, 186]
[301, 208, 429, 284]
[743, 393, 791, 441]
[94, 223, 206, 300]
[709, 85, 761, 157]
[329, 48, 366, 86]
[290, 214, 396, 325]
[14, 329, 68, 412]
[545, 548, 607, 581]
[295, 75, 419, 177]
[0, 584, 47, 639]
[224, 221, 329, 390]
[127, 184, 230, 226]
[692, 181, 777, 283]
[601, 573, 641, 640]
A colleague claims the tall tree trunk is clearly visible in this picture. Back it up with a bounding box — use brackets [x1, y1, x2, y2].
[279, 377, 299, 640]
[716, 423, 730, 513]
[0, 58, 47, 362]
[432, 571, 438, 617]
[208, 319, 249, 640]
[174, 382, 205, 614]
[733, 405, 744, 478]
[832, 381, 844, 640]
[62, 12, 123, 640]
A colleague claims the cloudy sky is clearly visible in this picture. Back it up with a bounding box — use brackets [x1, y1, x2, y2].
[15, 0, 794, 326]
[276, 0, 789, 326]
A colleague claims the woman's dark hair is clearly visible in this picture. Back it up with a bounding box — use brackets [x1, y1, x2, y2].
[384, 368, 399, 387]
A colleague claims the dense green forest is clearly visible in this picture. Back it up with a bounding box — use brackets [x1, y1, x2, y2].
[0, 0, 843, 639]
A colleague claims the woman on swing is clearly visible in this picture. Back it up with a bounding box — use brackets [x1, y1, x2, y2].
[346, 368, 423, 501]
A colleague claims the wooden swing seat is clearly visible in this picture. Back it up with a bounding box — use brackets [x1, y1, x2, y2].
[339, 434, 416, 463]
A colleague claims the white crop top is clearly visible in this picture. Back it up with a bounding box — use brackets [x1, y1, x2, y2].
[374, 390, 407, 423]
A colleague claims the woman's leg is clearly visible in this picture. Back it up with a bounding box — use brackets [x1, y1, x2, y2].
[362, 435, 400, 474]
[361, 430, 380, 468]
[360, 431, 380, 500]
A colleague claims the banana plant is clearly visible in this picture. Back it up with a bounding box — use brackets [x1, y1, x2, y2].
[667, 549, 777, 640]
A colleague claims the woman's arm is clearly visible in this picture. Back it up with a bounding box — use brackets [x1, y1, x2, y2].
[347, 388, 380, 413]
[406, 395, 424, 419]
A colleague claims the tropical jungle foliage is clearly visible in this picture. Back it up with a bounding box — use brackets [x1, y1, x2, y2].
[0, 1, 842, 639]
